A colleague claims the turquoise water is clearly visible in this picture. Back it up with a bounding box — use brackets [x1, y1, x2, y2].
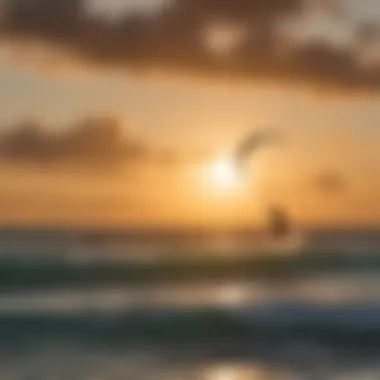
[0, 228, 379, 379]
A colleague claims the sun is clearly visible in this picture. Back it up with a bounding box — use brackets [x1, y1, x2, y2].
[199, 155, 250, 199]
[210, 157, 239, 190]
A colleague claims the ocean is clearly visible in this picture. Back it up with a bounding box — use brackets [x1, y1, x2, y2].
[1, 227, 380, 380]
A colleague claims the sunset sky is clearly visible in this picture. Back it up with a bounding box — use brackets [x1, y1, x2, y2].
[0, 0, 379, 228]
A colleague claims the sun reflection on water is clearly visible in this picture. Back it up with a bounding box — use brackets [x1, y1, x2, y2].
[203, 364, 269, 380]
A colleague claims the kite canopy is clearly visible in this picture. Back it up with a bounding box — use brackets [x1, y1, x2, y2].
[233, 129, 281, 171]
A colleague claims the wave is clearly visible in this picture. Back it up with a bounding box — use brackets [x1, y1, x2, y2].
[3, 303, 380, 349]
[1, 251, 380, 292]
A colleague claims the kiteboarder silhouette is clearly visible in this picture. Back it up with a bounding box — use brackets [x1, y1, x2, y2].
[232, 128, 298, 247]
[267, 203, 292, 240]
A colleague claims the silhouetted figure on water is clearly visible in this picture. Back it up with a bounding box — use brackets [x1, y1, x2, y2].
[267, 204, 292, 240]
[263, 204, 304, 283]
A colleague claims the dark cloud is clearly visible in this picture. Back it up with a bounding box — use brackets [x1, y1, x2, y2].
[0, 116, 147, 167]
[1, 0, 380, 92]
[356, 21, 380, 46]
[172, 0, 305, 21]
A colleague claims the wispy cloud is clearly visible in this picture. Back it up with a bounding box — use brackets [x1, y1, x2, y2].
[0, 116, 147, 167]
[312, 169, 349, 195]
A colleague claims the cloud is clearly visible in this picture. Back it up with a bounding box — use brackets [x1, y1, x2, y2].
[0, 116, 148, 167]
[1, 0, 380, 93]
[312, 170, 348, 195]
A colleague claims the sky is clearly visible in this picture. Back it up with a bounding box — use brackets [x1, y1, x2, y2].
[0, 0, 379, 228]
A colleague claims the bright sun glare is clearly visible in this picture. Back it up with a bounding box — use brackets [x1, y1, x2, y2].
[211, 158, 239, 190]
